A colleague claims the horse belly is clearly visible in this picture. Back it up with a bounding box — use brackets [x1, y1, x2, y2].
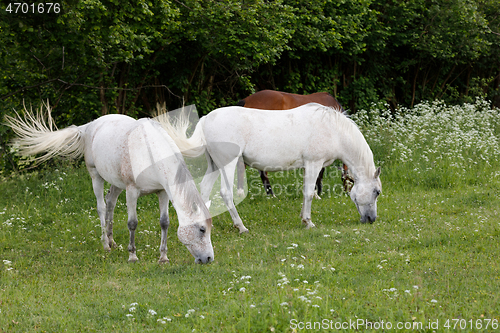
[244, 157, 304, 172]
[243, 141, 305, 171]
[91, 135, 130, 189]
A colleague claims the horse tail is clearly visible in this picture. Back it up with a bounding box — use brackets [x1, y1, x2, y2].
[4, 102, 86, 162]
[155, 110, 207, 158]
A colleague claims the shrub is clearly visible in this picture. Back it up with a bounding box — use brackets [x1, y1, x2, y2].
[352, 99, 500, 189]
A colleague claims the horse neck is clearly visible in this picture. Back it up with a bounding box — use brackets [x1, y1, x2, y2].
[167, 161, 210, 227]
[334, 119, 375, 181]
[138, 119, 209, 227]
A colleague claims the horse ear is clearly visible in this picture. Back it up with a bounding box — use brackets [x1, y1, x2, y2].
[374, 167, 381, 178]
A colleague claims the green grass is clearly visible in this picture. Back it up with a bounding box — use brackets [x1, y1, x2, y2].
[1, 100, 500, 332]
[1, 162, 499, 332]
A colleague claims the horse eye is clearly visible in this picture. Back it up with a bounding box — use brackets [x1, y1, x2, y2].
[200, 226, 206, 234]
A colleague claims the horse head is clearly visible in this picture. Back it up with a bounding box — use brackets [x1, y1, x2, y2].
[349, 167, 382, 223]
[177, 200, 214, 264]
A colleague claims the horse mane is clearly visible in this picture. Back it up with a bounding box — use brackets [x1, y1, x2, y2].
[153, 105, 207, 157]
[173, 156, 211, 225]
[145, 119, 210, 223]
[174, 160, 207, 201]
[315, 105, 375, 176]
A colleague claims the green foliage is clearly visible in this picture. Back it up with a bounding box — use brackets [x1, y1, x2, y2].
[1, 0, 500, 172]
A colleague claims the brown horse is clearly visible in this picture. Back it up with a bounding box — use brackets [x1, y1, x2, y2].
[235, 90, 352, 196]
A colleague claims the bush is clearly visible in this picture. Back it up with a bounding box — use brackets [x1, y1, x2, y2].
[352, 99, 500, 189]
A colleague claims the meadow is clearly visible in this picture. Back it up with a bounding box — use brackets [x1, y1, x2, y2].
[1, 100, 500, 332]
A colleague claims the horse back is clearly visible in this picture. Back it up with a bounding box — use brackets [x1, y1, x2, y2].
[203, 106, 336, 171]
[285, 92, 342, 110]
[237, 90, 286, 109]
[84, 116, 181, 191]
[238, 90, 343, 111]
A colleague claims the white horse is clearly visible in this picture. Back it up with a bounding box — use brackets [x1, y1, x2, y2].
[160, 103, 382, 233]
[5, 105, 214, 264]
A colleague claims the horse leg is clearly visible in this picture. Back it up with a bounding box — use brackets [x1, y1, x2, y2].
[236, 157, 245, 197]
[157, 190, 170, 264]
[300, 162, 323, 229]
[200, 153, 220, 209]
[315, 167, 325, 199]
[88, 167, 111, 252]
[125, 186, 141, 263]
[259, 170, 275, 196]
[220, 158, 248, 233]
[105, 185, 123, 249]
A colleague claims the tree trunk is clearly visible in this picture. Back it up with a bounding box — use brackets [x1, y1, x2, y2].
[411, 63, 420, 108]
[100, 73, 108, 115]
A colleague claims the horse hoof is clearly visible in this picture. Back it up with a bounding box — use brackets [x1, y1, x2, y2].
[158, 258, 170, 264]
[103, 246, 111, 253]
[128, 255, 139, 263]
[109, 241, 118, 249]
[239, 228, 249, 234]
[303, 220, 316, 229]
[236, 189, 245, 197]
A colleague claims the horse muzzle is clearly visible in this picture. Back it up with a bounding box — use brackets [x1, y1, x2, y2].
[195, 255, 214, 264]
[360, 214, 377, 224]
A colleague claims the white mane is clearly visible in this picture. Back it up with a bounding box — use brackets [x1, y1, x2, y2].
[315, 104, 376, 177]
